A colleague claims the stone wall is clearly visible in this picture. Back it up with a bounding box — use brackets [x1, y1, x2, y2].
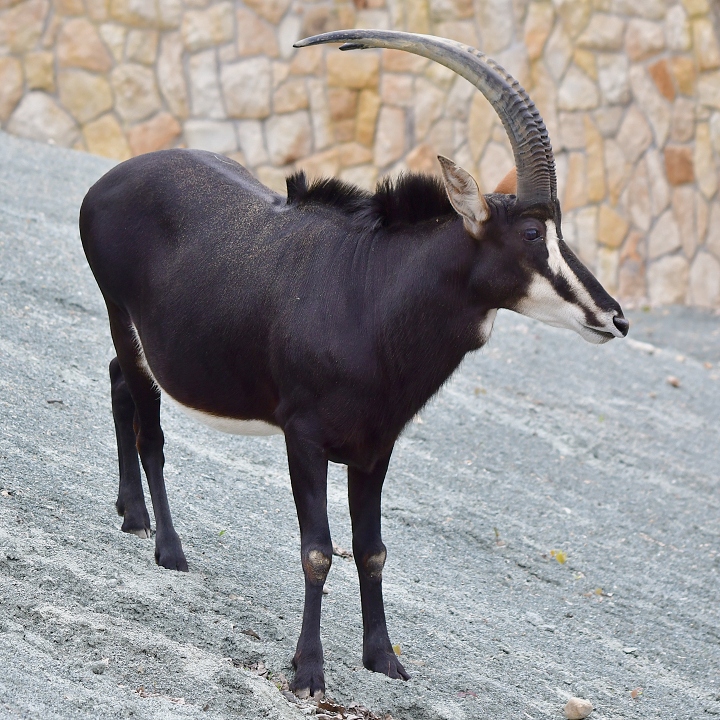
[1, 0, 719, 306]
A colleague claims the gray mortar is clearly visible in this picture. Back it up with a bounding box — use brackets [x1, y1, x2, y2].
[0, 131, 718, 719]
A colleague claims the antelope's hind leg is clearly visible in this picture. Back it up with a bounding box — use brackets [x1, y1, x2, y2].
[108, 305, 188, 572]
[110, 356, 151, 538]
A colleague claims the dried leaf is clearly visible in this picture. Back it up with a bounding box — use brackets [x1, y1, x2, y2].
[630, 687, 643, 699]
[550, 549, 567, 564]
[392, 644, 401, 656]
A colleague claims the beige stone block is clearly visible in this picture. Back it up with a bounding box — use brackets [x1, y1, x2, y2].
[222, 57, 272, 119]
[616, 106, 653, 164]
[559, 112, 585, 150]
[24, 52, 54, 92]
[334, 119, 356, 143]
[339, 164, 377, 191]
[618, 254, 647, 303]
[58, 69, 112, 123]
[544, 23, 573, 82]
[573, 49, 596, 80]
[681, 0, 709, 16]
[189, 49, 224, 118]
[648, 209, 681, 259]
[237, 7, 278, 58]
[697, 191, 709, 244]
[584, 116, 605, 203]
[184, 119, 237, 154]
[432, 19, 478, 48]
[710, 112, 720, 153]
[355, 89, 380, 146]
[301, 4, 332, 38]
[99, 23, 126, 62]
[670, 56, 695, 96]
[672, 185, 696, 257]
[0, 0, 48, 53]
[694, 123, 718, 199]
[427, 118, 453, 159]
[554, 0, 591, 38]
[290, 45, 322, 76]
[381, 74, 414, 107]
[629, 65, 670, 147]
[575, 205, 598, 267]
[57, 17, 112, 72]
[611, 0, 665, 19]
[126, 29, 158, 65]
[577, 13, 624, 50]
[693, 18, 720, 71]
[479, 141, 513, 195]
[647, 254, 689, 305]
[563, 152, 587, 210]
[127, 112, 181, 155]
[404, 143, 438, 174]
[665, 4, 691, 52]
[373, 106, 405, 168]
[297, 148, 340, 180]
[266, 110, 312, 165]
[41, 12, 61, 49]
[112, 63, 162, 123]
[327, 51, 379, 90]
[596, 52, 629, 105]
[558, 66, 599, 111]
[646, 148, 670, 216]
[158, 0, 182, 29]
[706, 201, 720, 258]
[219, 42, 237, 64]
[604, 138, 630, 205]
[413, 77, 445, 140]
[688, 252, 720, 307]
[698, 71, 720, 109]
[648, 59, 675, 101]
[529, 62, 559, 141]
[622, 158, 651, 232]
[273, 78, 308, 114]
[307, 77, 332, 151]
[429, 0, 474, 22]
[109, 0, 158, 27]
[274, 15, 300, 60]
[53, 0, 84, 15]
[597, 246, 619, 294]
[86, 0, 109, 22]
[236, 120, 267, 166]
[664, 146, 694, 185]
[257, 166, 291, 194]
[598, 204, 628, 249]
[272, 61, 289, 88]
[83, 112, 130, 159]
[244, 0, 291, 25]
[7, 91, 77, 146]
[181, 2, 233, 52]
[476, 0, 512, 53]
[404, 0, 430, 33]
[328, 88, 357, 122]
[625, 19, 665, 61]
[0, 56, 23, 121]
[157, 32, 188, 118]
[524, 2, 554, 61]
[381, 48, 427, 73]
[592, 106, 624, 137]
[337, 142, 372, 167]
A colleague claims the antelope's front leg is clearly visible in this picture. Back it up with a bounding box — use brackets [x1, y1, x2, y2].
[348, 451, 409, 681]
[285, 426, 332, 698]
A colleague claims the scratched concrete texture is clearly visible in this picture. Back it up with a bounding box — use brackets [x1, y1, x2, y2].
[1, 131, 719, 720]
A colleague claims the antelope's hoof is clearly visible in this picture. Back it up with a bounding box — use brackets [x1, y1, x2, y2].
[155, 534, 188, 572]
[363, 646, 410, 681]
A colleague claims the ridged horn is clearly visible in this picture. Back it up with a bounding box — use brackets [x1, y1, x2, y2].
[294, 30, 557, 208]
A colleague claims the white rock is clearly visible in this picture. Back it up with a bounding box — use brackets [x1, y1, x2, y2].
[7, 92, 78, 147]
[189, 49, 225, 119]
[184, 120, 237, 154]
[564, 697, 593, 720]
[265, 110, 312, 165]
[221, 58, 272, 119]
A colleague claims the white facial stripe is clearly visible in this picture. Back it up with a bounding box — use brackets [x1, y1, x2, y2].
[129, 323, 283, 436]
[479, 308, 497, 343]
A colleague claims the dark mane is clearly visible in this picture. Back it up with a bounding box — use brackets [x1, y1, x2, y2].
[286, 171, 456, 228]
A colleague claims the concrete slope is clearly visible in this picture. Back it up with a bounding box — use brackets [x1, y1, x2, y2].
[1, 131, 718, 720]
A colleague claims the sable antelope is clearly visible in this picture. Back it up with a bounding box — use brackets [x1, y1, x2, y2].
[79, 30, 628, 697]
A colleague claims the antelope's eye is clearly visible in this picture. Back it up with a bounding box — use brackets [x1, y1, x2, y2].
[523, 227, 541, 241]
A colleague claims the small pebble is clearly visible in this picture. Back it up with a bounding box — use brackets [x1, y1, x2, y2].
[90, 658, 109, 675]
[564, 697, 593, 719]
[666, 375, 680, 388]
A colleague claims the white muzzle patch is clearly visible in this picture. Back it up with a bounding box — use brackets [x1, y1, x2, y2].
[515, 221, 623, 345]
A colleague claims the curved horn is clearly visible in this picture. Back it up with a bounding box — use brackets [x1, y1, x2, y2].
[294, 30, 557, 208]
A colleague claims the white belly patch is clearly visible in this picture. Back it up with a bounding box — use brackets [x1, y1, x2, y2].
[163, 395, 284, 436]
[129, 323, 283, 437]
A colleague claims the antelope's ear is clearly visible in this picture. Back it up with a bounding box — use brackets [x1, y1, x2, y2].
[494, 166, 517, 194]
[437, 155, 490, 239]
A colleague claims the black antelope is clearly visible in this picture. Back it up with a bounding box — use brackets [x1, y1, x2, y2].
[79, 30, 628, 697]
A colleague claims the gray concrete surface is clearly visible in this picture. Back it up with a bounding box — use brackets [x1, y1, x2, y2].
[1, 131, 719, 720]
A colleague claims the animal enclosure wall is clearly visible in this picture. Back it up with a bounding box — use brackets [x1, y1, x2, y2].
[1, 0, 719, 307]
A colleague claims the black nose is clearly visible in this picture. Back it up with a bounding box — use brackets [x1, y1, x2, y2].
[613, 315, 629, 337]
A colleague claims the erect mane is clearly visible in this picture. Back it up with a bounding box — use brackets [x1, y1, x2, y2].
[285, 171, 457, 228]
